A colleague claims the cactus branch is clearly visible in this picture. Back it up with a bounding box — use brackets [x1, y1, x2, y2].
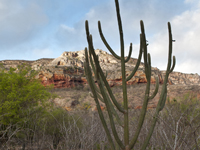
[147, 53, 151, 80]
[141, 26, 148, 75]
[89, 92, 105, 103]
[159, 88, 167, 111]
[141, 22, 175, 150]
[98, 21, 121, 60]
[130, 25, 152, 147]
[87, 32, 125, 113]
[167, 22, 173, 71]
[99, 76, 124, 127]
[114, 0, 129, 145]
[130, 67, 151, 148]
[126, 34, 143, 82]
[115, 0, 124, 56]
[149, 76, 159, 100]
[84, 48, 115, 149]
[125, 43, 133, 63]
[97, 71, 125, 149]
[87, 49, 123, 127]
[169, 56, 176, 73]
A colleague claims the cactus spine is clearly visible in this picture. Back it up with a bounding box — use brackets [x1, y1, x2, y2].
[84, 0, 176, 149]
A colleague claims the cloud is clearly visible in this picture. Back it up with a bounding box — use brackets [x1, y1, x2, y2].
[4, 0, 194, 75]
[55, 0, 190, 55]
[55, 23, 87, 52]
[0, 0, 48, 50]
[148, 2, 200, 74]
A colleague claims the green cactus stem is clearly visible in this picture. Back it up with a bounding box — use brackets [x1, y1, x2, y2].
[84, 0, 176, 149]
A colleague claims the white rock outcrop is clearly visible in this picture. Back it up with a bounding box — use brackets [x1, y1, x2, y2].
[48, 49, 118, 68]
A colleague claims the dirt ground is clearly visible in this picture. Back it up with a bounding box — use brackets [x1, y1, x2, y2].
[49, 83, 200, 111]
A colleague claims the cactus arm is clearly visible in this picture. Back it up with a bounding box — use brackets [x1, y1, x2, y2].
[156, 22, 174, 111]
[141, 84, 167, 150]
[124, 43, 132, 63]
[130, 69, 151, 148]
[130, 34, 151, 148]
[141, 21, 149, 78]
[90, 91, 105, 103]
[149, 76, 159, 100]
[99, 75, 124, 127]
[89, 48, 108, 79]
[97, 93, 104, 103]
[84, 52, 104, 102]
[105, 71, 108, 78]
[130, 22, 154, 148]
[99, 64, 125, 113]
[86, 20, 125, 113]
[156, 22, 173, 111]
[101, 71, 125, 113]
[88, 53, 123, 127]
[89, 92, 104, 101]
[88, 34, 125, 114]
[88, 48, 97, 78]
[141, 22, 175, 150]
[91, 52, 123, 126]
[84, 48, 115, 150]
[114, 0, 130, 146]
[126, 34, 143, 82]
[115, 0, 124, 56]
[86, 4, 125, 114]
[83, 59, 100, 95]
[98, 21, 121, 60]
[147, 53, 151, 80]
[141, 111, 159, 150]
[167, 22, 173, 71]
[88, 52, 123, 126]
[84, 62, 103, 102]
[91, 53, 123, 127]
[169, 56, 176, 73]
[88, 49, 102, 94]
[85, 20, 91, 45]
[159, 88, 167, 111]
[95, 59, 125, 149]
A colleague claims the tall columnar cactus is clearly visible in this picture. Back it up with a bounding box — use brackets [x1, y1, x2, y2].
[84, 0, 176, 149]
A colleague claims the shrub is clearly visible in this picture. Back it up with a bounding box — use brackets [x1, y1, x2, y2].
[0, 63, 57, 149]
[154, 93, 200, 149]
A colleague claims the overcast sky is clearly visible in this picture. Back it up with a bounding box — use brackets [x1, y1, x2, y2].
[0, 0, 200, 74]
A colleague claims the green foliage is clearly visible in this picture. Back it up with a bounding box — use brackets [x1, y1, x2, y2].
[0, 63, 55, 125]
[164, 93, 200, 125]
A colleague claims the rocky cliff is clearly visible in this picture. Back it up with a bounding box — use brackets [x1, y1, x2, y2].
[0, 49, 200, 89]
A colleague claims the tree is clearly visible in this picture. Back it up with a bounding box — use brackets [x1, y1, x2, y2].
[84, 0, 176, 149]
[0, 63, 56, 125]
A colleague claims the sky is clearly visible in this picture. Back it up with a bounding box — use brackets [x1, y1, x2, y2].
[0, 0, 200, 74]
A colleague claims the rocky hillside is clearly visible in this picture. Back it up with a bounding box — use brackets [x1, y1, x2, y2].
[1, 49, 200, 111]
[0, 49, 199, 89]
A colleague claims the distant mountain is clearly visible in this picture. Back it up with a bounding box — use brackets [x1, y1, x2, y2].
[0, 49, 199, 89]
[1, 49, 200, 110]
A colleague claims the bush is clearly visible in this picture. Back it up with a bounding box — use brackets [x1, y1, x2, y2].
[0, 63, 55, 125]
[151, 93, 200, 149]
[0, 63, 58, 149]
